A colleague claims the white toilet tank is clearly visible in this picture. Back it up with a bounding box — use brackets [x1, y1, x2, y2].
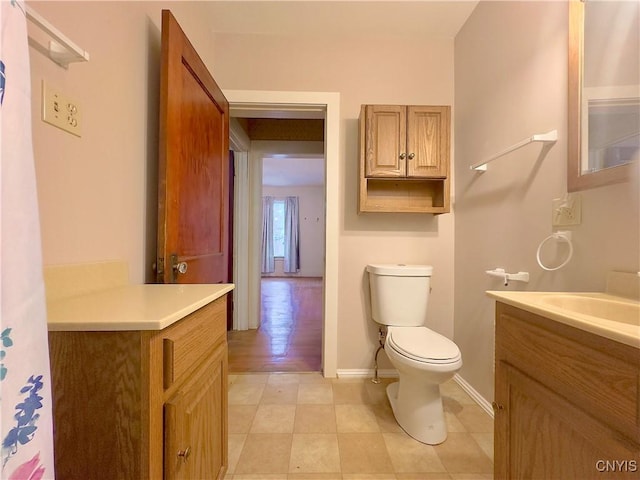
[366, 264, 433, 327]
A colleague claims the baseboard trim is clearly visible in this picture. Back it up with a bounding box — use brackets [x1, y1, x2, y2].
[336, 369, 398, 379]
[335, 369, 494, 419]
[453, 373, 494, 419]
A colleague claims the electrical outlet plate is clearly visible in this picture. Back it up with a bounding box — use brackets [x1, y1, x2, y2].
[552, 193, 581, 226]
[42, 80, 81, 137]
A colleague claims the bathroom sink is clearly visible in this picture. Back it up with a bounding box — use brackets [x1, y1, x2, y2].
[539, 294, 640, 326]
[488, 272, 640, 348]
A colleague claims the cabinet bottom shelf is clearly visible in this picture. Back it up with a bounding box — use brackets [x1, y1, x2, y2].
[359, 178, 449, 214]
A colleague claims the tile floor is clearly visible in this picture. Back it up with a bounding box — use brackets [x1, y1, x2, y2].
[225, 373, 494, 480]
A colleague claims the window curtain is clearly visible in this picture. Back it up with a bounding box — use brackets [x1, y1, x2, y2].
[284, 196, 300, 273]
[261, 196, 275, 273]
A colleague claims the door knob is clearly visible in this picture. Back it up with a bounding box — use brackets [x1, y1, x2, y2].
[492, 401, 504, 412]
[170, 254, 188, 283]
[174, 262, 188, 275]
[399, 153, 406, 160]
[408, 152, 415, 160]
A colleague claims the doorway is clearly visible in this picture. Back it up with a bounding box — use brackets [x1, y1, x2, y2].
[224, 90, 339, 377]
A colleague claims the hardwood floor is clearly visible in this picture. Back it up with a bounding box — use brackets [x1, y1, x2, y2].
[227, 277, 322, 373]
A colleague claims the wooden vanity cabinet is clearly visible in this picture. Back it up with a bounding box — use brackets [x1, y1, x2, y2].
[358, 104, 451, 214]
[494, 302, 640, 480]
[48, 294, 229, 480]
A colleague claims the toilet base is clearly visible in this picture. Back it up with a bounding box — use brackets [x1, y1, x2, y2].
[386, 381, 448, 445]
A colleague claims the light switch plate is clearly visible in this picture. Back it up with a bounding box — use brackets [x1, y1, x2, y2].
[42, 80, 81, 137]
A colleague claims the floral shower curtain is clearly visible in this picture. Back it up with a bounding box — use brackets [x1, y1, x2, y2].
[0, 2, 55, 479]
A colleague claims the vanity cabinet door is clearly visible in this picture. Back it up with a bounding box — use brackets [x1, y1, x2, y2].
[165, 343, 227, 480]
[495, 362, 639, 480]
[494, 302, 640, 480]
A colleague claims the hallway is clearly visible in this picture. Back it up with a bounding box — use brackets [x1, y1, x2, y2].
[228, 277, 323, 372]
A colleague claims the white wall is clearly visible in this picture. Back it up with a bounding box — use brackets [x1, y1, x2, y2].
[262, 185, 325, 278]
[212, 32, 456, 371]
[454, 2, 640, 402]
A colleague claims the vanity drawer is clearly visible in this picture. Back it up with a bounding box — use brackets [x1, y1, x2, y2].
[162, 296, 227, 389]
[496, 302, 640, 443]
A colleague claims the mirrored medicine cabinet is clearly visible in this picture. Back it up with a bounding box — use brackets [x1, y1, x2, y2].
[568, 0, 639, 191]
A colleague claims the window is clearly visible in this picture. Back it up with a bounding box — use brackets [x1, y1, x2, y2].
[272, 199, 285, 257]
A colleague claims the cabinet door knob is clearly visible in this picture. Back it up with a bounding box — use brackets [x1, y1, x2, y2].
[399, 153, 406, 160]
[177, 446, 191, 463]
[408, 152, 415, 160]
[492, 401, 504, 412]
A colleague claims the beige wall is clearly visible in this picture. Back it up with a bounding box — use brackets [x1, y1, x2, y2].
[29, 2, 456, 372]
[262, 185, 325, 278]
[29, 1, 217, 283]
[454, 1, 640, 401]
[211, 32, 456, 370]
[29, 1, 638, 388]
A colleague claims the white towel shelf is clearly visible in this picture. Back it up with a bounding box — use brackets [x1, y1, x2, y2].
[25, 6, 90, 68]
[470, 130, 558, 172]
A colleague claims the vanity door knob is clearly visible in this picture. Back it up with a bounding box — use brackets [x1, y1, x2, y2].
[399, 153, 406, 160]
[408, 152, 415, 160]
[177, 446, 191, 463]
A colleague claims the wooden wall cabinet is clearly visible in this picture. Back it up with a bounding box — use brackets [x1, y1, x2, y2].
[49, 295, 229, 480]
[358, 104, 451, 214]
[494, 302, 640, 479]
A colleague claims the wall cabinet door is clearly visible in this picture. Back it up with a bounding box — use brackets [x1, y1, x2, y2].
[165, 344, 227, 480]
[406, 106, 449, 178]
[364, 105, 406, 177]
[364, 105, 449, 179]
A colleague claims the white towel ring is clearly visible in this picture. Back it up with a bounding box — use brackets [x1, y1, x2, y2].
[536, 231, 574, 271]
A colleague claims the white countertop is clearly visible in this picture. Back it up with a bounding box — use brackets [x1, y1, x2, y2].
[487, 291, 640, 349]
[47, 283, 234, 331]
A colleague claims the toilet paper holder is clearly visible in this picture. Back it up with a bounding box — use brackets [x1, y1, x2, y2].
[486, 268, 530, 286]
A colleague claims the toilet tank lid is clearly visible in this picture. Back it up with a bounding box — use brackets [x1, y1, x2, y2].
[366, 264, 433, 276]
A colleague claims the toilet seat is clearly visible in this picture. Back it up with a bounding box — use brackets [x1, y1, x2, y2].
[387, 327, 461, 364]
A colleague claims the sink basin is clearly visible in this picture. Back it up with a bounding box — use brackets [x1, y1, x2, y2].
[540, 294, 640, 325]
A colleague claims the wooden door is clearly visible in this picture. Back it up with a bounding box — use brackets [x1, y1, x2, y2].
[364, 105, 406, 177]
[406, 106, 449, 178]
[165, 347, 227, 480]
[157, 10, 229, 284]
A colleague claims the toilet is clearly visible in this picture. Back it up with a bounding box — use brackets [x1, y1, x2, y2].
[366, 264, 462, 445]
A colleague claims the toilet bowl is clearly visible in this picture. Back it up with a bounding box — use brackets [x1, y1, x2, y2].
[384, 325, 462, 444]
[366, 264, 462, 445]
